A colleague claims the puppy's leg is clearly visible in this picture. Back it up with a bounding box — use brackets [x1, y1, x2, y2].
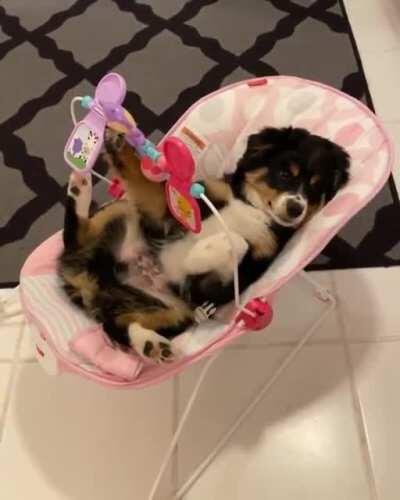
[63, 173, 92, 250]
[67, 172, 92, 218]
[112, 303, 193, 363]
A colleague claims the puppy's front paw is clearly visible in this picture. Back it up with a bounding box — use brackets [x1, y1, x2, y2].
[128, 323, 175, 364]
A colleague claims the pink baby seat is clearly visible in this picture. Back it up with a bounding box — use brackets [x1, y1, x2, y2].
[19, 76, 394, 388]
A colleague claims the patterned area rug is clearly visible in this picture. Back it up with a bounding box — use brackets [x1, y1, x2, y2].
[0, 0, 399, 287]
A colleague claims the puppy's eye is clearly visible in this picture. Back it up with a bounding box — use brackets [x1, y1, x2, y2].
[278, 170, 292, 182]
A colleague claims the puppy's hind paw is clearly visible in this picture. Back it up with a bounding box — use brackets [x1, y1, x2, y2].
[128, 323, 176, 364]
[67, 172, 92, 218]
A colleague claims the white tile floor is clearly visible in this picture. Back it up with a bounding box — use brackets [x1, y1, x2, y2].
[1, 1, 400, 499]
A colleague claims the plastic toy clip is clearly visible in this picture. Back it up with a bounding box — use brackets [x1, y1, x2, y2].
[236, 298, 273, 330]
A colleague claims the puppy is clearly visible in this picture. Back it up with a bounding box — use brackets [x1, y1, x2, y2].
[58, 127, 349, 363]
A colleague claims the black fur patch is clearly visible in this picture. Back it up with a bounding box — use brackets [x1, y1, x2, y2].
[157, 317, 193, 339]
[139, 210, 184, 251]
[102, 319, 131, 348]
[62, 197, 80, 250]
[62, 283, 84, 309]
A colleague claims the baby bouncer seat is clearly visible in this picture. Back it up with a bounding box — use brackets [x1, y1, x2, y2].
[8, 76, 394, 498]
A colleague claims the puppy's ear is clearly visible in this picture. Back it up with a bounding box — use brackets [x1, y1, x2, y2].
[246, 127, 310, 155]
[245, 130, 273, 158]
[237, 130, 272, 171]
[326, 149, 350, 201]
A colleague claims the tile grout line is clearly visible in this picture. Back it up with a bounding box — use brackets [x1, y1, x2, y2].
[332, 274, 379, 500]
[346, 336, 400, 345]
[172, 375, 180, 494]
[384, 119, 400, 124]
[0, 318, 24, 443]
[0, 358, 37, 363]
[227, 335, 400, 350]
[343, 0, 400, 196]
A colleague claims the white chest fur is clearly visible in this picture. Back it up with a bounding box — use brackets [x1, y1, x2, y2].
[159, 199, 273, 283]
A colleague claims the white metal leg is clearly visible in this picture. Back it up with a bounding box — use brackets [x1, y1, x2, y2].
[0, 287, 25, 442]
[148, 352, 221, 500]
[148, 271, 336, 500]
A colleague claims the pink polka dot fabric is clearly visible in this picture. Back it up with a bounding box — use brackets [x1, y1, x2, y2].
[19, 77, 394, 387]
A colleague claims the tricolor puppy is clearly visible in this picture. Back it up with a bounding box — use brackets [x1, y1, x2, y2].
[58, 126, 349, 363]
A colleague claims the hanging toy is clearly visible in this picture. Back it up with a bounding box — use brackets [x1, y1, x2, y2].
[64, 73, 202, 233]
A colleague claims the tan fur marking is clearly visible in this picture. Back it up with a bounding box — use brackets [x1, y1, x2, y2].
[86, 200, 131, 240]
[73, 200, 132, 246]
[76, 217, 90, 246]
[251, 231, 278, 259]
[246, 167, 268, 182]
[290, 163, 300, 177]
[310, 174, 321, 185]
[109, 145, 167, 222]
[62, 270, 98, 308]
[246, 169, 281, 206]
[116, 303, 192, 331]
[203, 176, 232, 203]
[254, 183, 281, 205]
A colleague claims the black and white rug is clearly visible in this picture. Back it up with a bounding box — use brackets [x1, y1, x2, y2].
[0, 0, 399, 287]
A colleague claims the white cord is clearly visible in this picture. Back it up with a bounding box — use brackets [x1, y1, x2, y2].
[147, 352, 221, 500]
[199, 194, 240, 308]
[70, 96, 82, 126]
[199, 194, 256, 319]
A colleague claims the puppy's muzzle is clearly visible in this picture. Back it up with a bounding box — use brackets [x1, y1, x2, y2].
[286, 195, 306, 219]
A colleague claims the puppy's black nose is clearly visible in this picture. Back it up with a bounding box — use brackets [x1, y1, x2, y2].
[286, 199, 304, 218]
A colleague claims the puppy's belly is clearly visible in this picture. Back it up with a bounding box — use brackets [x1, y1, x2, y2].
[122, 260, 184, 310]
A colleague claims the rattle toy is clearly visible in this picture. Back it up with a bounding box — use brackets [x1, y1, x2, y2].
[64, 73, 202, 233]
